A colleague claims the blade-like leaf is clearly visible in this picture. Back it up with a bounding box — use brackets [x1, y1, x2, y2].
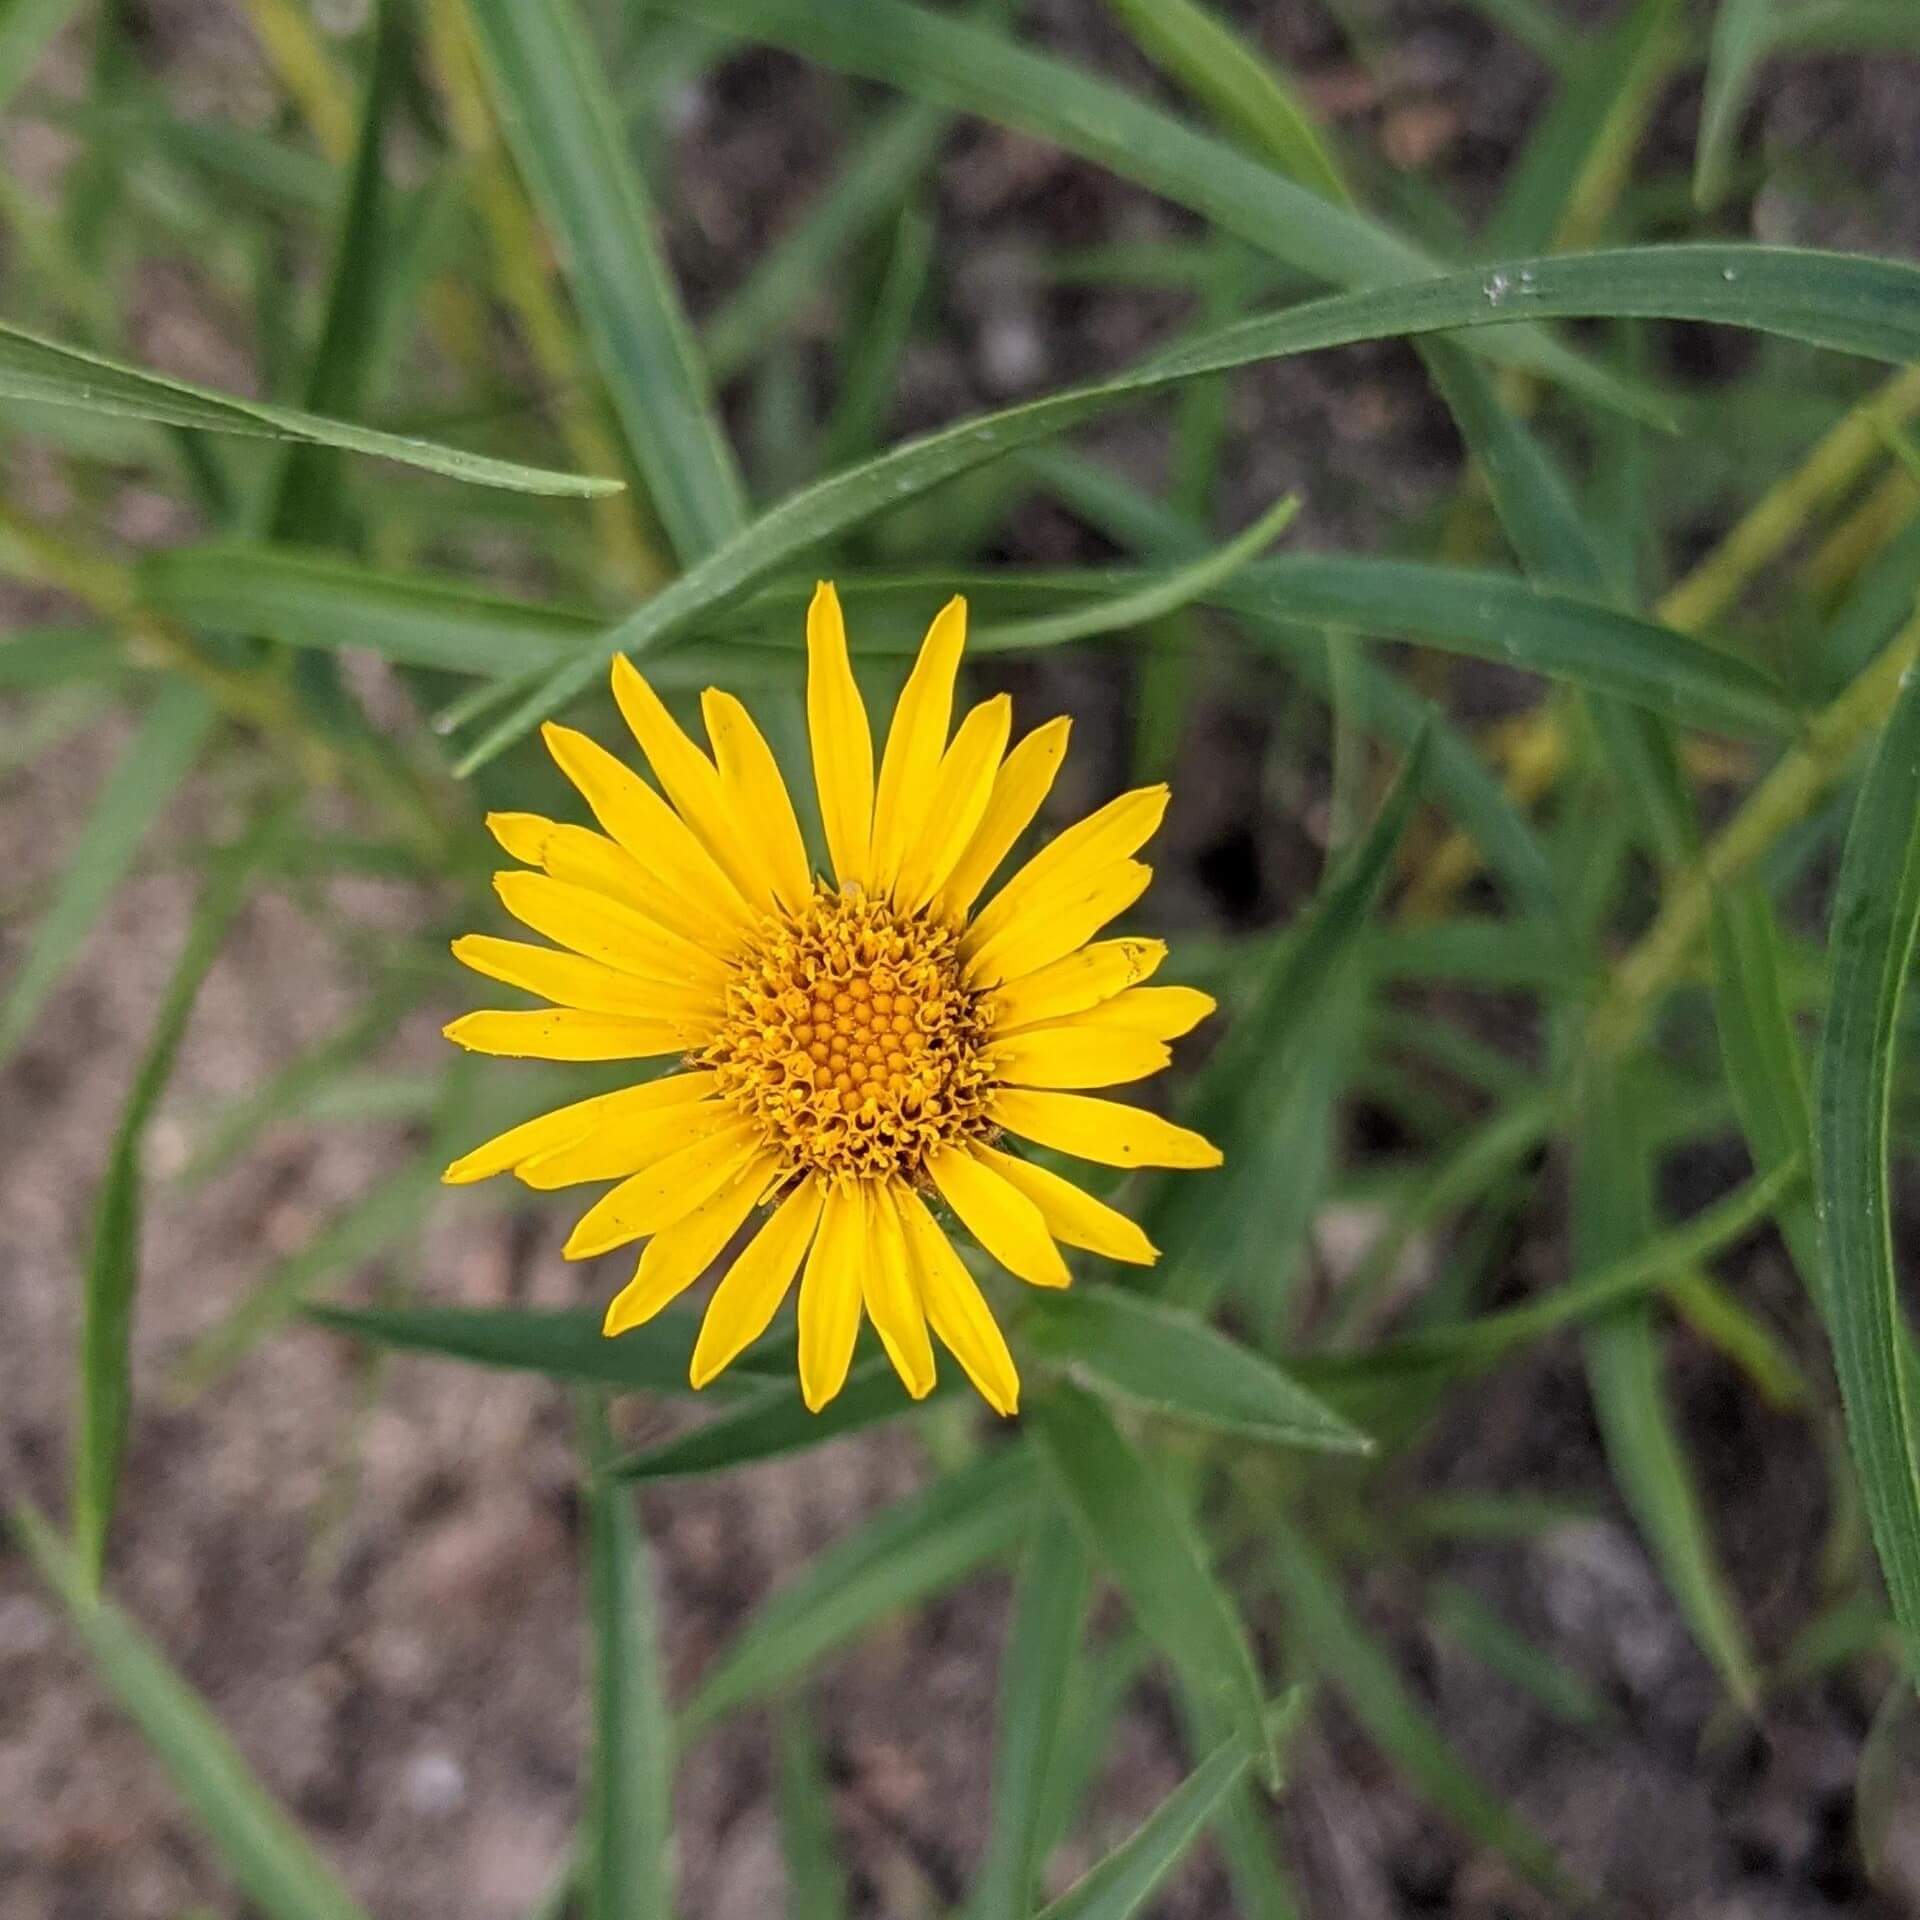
[580, 1407, 672, 1920]
[0, 322, 621, 494]
[1695, 0, 1776, 212]
[615, 1354, 962, 1481]
[1815, 661, 1920, 1675]
[466, 0, 746, 558]
[0, 680, 215, 1071]
[1032, 1711, 1293, 1920]
[455, 242, 1914, 770]
[1021, 1285, 1370, 1453]
[0, 0, 84, 117]
[775, 1701, 849, 1920]
[684, 1446, 1036, 1730]
[304, 1300, 785, 1393]
[1029, 1383, 1274, 1786]
[970, 1509, 1090, 1919]
[72, 805, 275, 1587]
[11, 1502, 375, 1920]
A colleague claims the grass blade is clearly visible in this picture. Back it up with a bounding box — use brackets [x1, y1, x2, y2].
[580, 1406, 672, 1920]
[0, 0, 84, 116]
[11, 1502, 376, 1920]
[1031, 1714, 1287, 1920]
[453, 241, 1917, 770]
[72, 805, 276, 1587]
[1695, 0, 1776, 212]
[684, 1447, 1036, 1731]
[970, 1510, 1091, 1919]
[1029, 1383, 1275, 1786]
[465, 0, 747, 559]
[304, 1300, 785, 1392]
[1021, 1286, 1370, 1454]
[614, 1354, 963, 1480]
[1815, 661, 1920, 1674]
[0, 680, 214, 1070]
[0, 321, 621, 495]
[1268, 1523, 1579, 1900]
[776, 1701, 849, 1920]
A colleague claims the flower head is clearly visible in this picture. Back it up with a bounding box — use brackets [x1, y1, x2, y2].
[443, 584, 1221, 1413]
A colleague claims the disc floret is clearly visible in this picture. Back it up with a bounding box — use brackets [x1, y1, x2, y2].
[701, 884, 995, 1183]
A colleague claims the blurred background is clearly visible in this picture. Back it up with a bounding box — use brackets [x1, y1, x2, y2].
[7, 2, 1920, 1916]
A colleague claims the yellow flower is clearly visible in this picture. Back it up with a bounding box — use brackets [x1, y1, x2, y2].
[442, 583, 1221, 1414]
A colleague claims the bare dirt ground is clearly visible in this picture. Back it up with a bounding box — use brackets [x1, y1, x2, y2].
[7, 5, 1920, 1917]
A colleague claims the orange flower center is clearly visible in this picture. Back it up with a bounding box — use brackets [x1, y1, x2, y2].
[700, 885, 995, 1183]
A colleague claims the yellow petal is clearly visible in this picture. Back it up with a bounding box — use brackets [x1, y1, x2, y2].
[966, 785, 1168, 957]
[797, 1179, 866, 1411]
[972, 1143, 1157, 1265]
[927, 1143, 1071, 1289]
[895, 1186, 1019, 1415]
[691, 1179, 826, 1388]
[863, 1185, 936, 1398]
[806, 581, 875, 889]
[611, 656, 783, 911]
[1033, 984, 1217, 1042]
[442, 1071, 714, 1185]
[993, 1089, 1224, 1170]
[870, 595, 966, 894]
[486, 810, 554, 864]
[990, 1026, 1170, 1090]
[541, 721, 752, 941]
[934, 715, 1070, 922]
[563, 1120, 762, 1258]
[531, 819, 737, 953]
[988, 938, 1166, 1032]
[493, 870, 728, 992]
[452, 935, 719, 1029]
[702, 687, 814, 914]
[965, 861, 1152, 990]
[603, 1151, 779, 1337]
[443, 1009, 688, 1061]
[517, 1087, 731, 1189]
[893, 694, 1012, 913]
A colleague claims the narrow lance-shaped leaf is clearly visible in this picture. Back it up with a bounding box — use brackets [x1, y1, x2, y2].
[684, 1447, 1036, 1731]
[1029, 1383, 1275, 1786]
[452, 242, 1913, 771]
[970, 1509, 1090, 1919]
[1815, 661, 1920, 1676]
[580, 1404, 672, 1920]
[465, 0, 746, 558]
[0, 679, 215, 1071]
[0, 322, 622, 494]
[11, 1502, 376, 1920]
[74, 803, 278, 1587]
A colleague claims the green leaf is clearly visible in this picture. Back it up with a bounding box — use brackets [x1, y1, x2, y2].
[775, 1702, 849, 1920]
[1695, 0, 1777, 212]
[1574, 1066, 1760, 1709]
[580, 1408, 672, 1920]
[303, 1300, 784, 1393]
[454, 242, 1909, 770]
[1815, 660, 1920, 1676]
[10, 1501, 376, 1920]
[0, 680, 215, 1071]
[970, 1510, 1090, 1919]
[974, 493, 1299, 652]
[0, 0, 84, 118]
[616, 1353, 961, 1481]
[684, 1446, 1036, 1730]
[0, 321, 621, 495]
[466, 0, 746, 558]
[1028, 1383, 1274, 1786]
[0, 624, 122, 687]
[1098, 0, 1347, 203]
[1020, 1285, 1370, 1453]
[1031, 1712, 1290, 1920]
[686, 0, 1637, 411]
[72, 805, 275, 1588]
[1268, 1524, 1578, 1900]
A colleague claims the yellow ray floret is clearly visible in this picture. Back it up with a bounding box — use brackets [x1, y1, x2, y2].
[440, 585, 1222, 1412]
